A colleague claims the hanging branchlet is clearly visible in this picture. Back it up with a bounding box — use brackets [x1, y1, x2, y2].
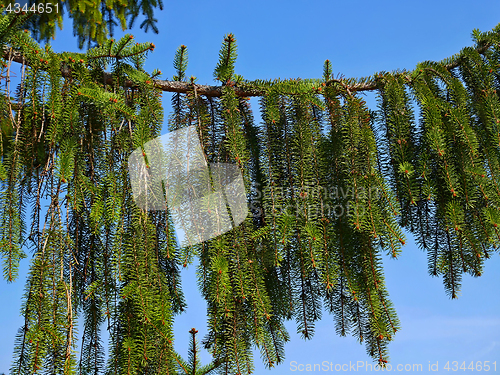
[377, 74, 419, 225]
[169, 44, 190, 132]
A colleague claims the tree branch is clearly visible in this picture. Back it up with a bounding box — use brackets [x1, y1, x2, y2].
[1, 40, 494, 98]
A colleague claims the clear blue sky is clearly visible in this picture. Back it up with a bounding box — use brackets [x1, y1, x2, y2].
[1, 1, 500, 374]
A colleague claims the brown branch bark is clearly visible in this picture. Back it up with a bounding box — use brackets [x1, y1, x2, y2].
[1, 45, 265, 97]
[1, 40, 494, 98]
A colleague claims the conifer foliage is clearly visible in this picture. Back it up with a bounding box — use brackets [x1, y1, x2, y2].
[1, 10, 500, 374]
[0, 0, 163, 48]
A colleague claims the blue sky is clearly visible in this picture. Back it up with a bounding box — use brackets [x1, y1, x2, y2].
[1, 1, 500, 374]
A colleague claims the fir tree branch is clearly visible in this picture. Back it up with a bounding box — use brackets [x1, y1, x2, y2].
[2, 38, 494, 98]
